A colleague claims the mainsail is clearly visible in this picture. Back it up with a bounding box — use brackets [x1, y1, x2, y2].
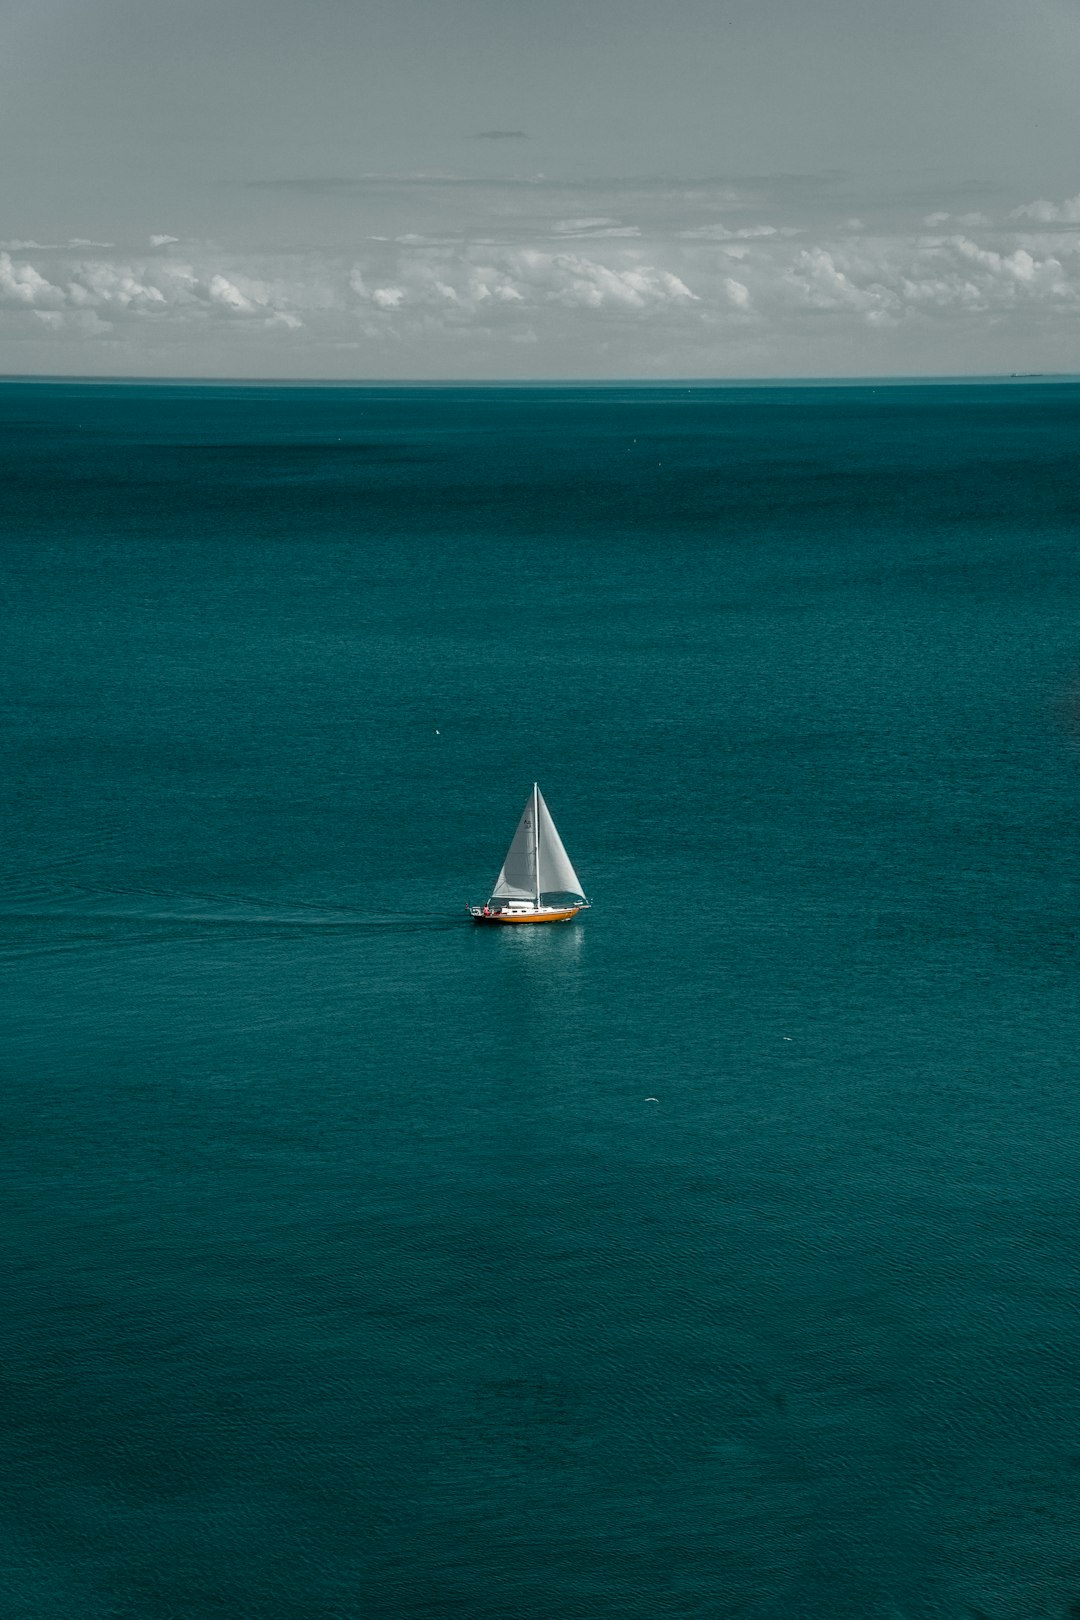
[491, 796, 538, 900]
[491, 786, 586, 903]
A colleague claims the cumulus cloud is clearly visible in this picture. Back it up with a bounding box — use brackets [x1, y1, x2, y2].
[1011, 192, 1080, 225]
[3, 198, 1080, 374]
[348, 245, 695, 317]
[208, 273, 260, 313]
[150, 234, 180, 247]
[787, 246, 899, 324]
[6, 234, 1075, 339]
[0, 247, 306, 333]
[780, 233, 1078, 327]
[0, 252, 63, 308]
[541, 254, 694, 308]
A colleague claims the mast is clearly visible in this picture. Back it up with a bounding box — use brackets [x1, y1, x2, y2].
[533, 782, 541, 908]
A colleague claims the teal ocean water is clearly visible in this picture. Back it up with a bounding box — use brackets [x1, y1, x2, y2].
[5, 379, 1080, 1619]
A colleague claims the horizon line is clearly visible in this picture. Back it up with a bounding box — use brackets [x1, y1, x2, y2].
[0, 372, 1077, 389]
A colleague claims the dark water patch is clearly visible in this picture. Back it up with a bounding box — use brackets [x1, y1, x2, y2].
[5, 381, 1080, 1617]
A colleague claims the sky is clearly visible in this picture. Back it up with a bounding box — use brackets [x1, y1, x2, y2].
[2, 0, 1080, 378]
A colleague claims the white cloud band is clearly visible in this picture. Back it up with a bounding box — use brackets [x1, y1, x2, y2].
[3, 186, 1080, 372]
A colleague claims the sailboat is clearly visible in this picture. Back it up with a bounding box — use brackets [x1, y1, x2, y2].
[470, 784, 590, 924]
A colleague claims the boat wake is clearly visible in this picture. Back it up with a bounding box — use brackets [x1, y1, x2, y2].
[0, 859, 461, 956]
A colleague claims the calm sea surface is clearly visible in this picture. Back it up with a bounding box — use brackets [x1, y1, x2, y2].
[4, 380, 1080, 1619]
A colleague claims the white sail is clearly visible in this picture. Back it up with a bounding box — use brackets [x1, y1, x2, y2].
[490, 786, 585, 904]
[491, 796, 539, 900]
[536, 789, 586, 900]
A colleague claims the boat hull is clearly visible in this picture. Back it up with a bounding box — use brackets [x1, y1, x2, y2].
[472, 906, 583, 925]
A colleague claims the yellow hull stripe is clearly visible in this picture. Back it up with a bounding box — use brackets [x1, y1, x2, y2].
[475, 907, 581, 925]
